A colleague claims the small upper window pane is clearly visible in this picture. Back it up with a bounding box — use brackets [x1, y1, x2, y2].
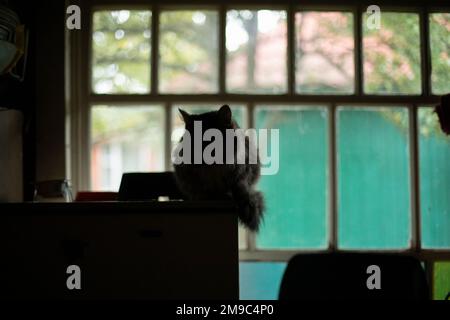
[295, 11, 354, 94]
[363, 12, 421, 95]
[159, 11, 219, 93]
[92, 11, 151, 94]
[226, 10, 287, 94]
[429, 13, 450, 95]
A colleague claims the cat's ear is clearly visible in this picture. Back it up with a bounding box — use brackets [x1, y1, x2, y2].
[179, 109, 190, 123]
[218, 105, 232, 124]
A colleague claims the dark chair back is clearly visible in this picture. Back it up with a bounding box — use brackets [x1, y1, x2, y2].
[279, 253, 429, 300]
[118, 172, 184, 201]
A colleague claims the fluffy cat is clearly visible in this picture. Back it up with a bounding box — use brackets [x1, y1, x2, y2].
[173, 105, 265, 232]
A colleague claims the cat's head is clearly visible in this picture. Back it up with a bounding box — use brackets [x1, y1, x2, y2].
[179, 105, 238, 134]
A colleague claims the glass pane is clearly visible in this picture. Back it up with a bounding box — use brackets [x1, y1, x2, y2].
[239, 262, 286, 300]
[159, 11, 219, 93]
[363, 12, 421, 94]
[256, 107, 328, 249]
[92, 11, 151, 94]
[434, 262, 450, 300]
[337, 107, 411, 249]
[91, 105, 165, 191]
[419, 107, 450, 248]
[238, 227, 247, 250]
[226, 10, 287, 93]
[295, 11, 354, 94]
[429, 13, 450, 95]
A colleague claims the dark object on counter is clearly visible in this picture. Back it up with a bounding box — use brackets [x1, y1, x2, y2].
[34, 179, 73, 202]
[435, 94, 450, 135]
[118, 172, 184, 201]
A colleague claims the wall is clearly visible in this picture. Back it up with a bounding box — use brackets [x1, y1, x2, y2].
[0, 0, 66, 200]
[35, 0, 66, 183]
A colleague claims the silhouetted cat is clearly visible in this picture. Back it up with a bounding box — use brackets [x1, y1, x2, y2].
[173, 105, 265, 232]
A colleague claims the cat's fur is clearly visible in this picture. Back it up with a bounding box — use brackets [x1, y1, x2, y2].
[173, 105, 265, 232]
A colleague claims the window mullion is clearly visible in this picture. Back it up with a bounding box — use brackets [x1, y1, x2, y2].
[329, 103, 338, 250]
[151, 5, 160, 94]
[219, 5, 226, 94]
[419, 8, 431, 96]
[287, 5, 295, 95]
[83, 6, 94, 191]
[409, 104, 421, 251]
[354, 5, 363, 96]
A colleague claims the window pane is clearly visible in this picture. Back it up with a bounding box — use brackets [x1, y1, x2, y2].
[91, 105, 165, 191]
[159, 11, 219, 93]
[363, 13, 421, 94]
[239, 262, 286, 300]
[419, 107, 450, 248]
[92, 11, 151, 94]
[226, 10, 287, 93]
[295, 11, 354, 94]
[256, 107, 328, 249]
[337, 107, 411, 249]
[238, 227, 247, 250]
[429, 13, 450, 95]
[433, 262, 450, 300]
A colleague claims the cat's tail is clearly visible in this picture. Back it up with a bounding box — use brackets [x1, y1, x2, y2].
[232, 185, 265, 232]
